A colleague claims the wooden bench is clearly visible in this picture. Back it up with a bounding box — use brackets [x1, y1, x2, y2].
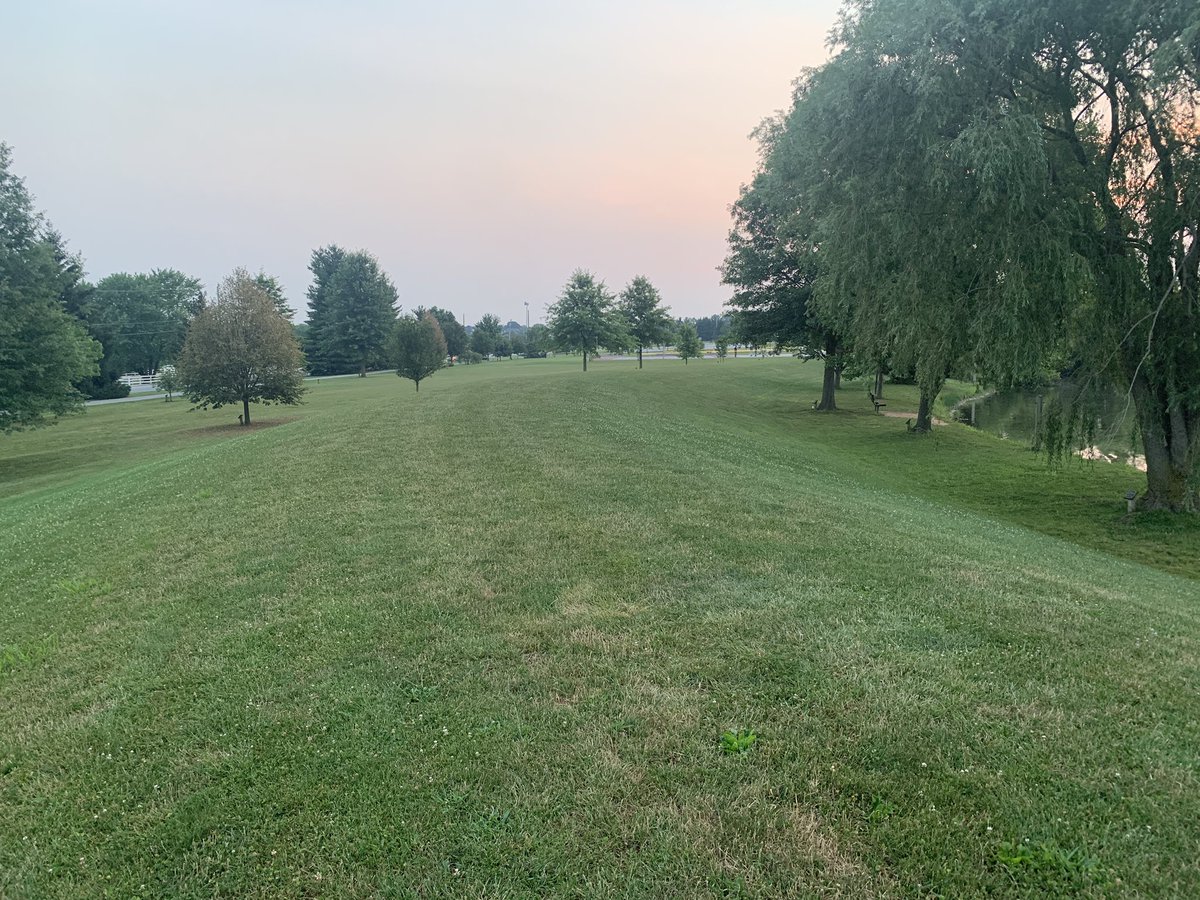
[868, 391, 886, 413]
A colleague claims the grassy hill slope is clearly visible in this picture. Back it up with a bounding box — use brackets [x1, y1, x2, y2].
[1, 359, 1197, 897]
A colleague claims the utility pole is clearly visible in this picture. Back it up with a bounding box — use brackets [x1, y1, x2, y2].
[524, 301, 530, 330]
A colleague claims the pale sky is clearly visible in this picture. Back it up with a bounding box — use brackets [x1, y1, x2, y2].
[3, 1, 841, 323]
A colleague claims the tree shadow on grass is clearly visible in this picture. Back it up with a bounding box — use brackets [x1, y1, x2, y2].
[183, 417, 299, 437]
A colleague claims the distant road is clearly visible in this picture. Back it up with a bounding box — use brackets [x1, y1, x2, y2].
[87, 392, 167, 406]
[85, 371, 391, 406]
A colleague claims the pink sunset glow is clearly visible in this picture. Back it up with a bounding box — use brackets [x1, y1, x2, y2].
[3, 1, 842, 321]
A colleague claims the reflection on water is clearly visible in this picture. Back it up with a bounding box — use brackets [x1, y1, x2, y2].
[958, 380, 1139, 456]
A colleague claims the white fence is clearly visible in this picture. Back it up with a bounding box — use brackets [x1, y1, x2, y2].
[117, 365, 175, 390]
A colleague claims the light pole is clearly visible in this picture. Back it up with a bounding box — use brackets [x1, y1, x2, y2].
[524, 301, 529, 330]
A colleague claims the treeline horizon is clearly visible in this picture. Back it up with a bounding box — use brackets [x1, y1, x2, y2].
[2, 139, 732, 429]
[1, 141, 736, 394]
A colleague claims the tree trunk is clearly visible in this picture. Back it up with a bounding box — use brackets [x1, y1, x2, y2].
[1140, 449, 1196, 511]
[834, 366, 842, 390]
[1132, 374, 1198, 512]
[359, 362, 367, 377]
[583, 351, 588, 372]
[914, 390, 935, 433]
[1031, 395, 1044, 451]
[638, 346, 643, 369]
[815, 335, 838, 411]
[242, 397, 250, 426]
[415, 379, 420, 393]
[874, 367, 884, 399]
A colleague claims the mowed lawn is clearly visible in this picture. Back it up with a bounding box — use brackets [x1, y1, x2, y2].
[1, 358, 1197, 898]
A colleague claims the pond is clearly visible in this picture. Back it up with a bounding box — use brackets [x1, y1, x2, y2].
[956, 380, 1141, 460]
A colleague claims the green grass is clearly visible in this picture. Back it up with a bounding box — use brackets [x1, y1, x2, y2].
[1, 358, 1197, 898]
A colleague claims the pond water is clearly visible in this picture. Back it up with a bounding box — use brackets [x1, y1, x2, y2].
[958, 380, 1140, 457]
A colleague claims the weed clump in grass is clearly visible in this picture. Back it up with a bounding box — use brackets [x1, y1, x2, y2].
[866, 795, 896, 825]
[720, 728, 757, 754]
[997, 839, 1101, 891]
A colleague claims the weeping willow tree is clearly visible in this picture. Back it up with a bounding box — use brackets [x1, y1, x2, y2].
[850, 0, 1200, 508]
[1016, 0, 1200, 511]
[833, 0, 1199, 503]
[725, 10, 1081, 430]
[803, 3, 1086, 433]
[732, 0, 1197, 507]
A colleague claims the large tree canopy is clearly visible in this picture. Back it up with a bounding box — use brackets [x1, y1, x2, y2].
[722, 117, 847, 410]
[1017, 0, 1200, 510]
[823, 0, 1197, 503]
[0, 144, 101, 433]
[734, 0, 1197, 507]
[813, 2, 1085, 428]
[86, 268, 203, 381]
[304, 246, 398, 376]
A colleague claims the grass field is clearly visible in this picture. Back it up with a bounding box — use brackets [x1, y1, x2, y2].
[2, 358, 1198, 897]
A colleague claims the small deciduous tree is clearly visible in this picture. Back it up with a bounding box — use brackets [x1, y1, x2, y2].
[177, 269, 305, 425]
[157, 368, 181, 401]
[715, 337, 729, 361]
[392, 312, 447, 392]
[675, 321, 704, 365]
[618, 276, 672, 368]
[547, 270, 628, 371]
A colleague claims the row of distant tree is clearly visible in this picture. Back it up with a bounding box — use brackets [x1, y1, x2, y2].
[0, 145, 302, 409]
[300, 255, 554, 375]
[1, 141, 729, 434]
[543, 271, 735, 370]
[298, 247, 734, 376]
[0, 143, 726, 416]
[300, 254, 723, 378]
[165, 263, 725, 427]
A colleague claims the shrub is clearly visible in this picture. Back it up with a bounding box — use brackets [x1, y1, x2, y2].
[82, 379, 130, 400]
